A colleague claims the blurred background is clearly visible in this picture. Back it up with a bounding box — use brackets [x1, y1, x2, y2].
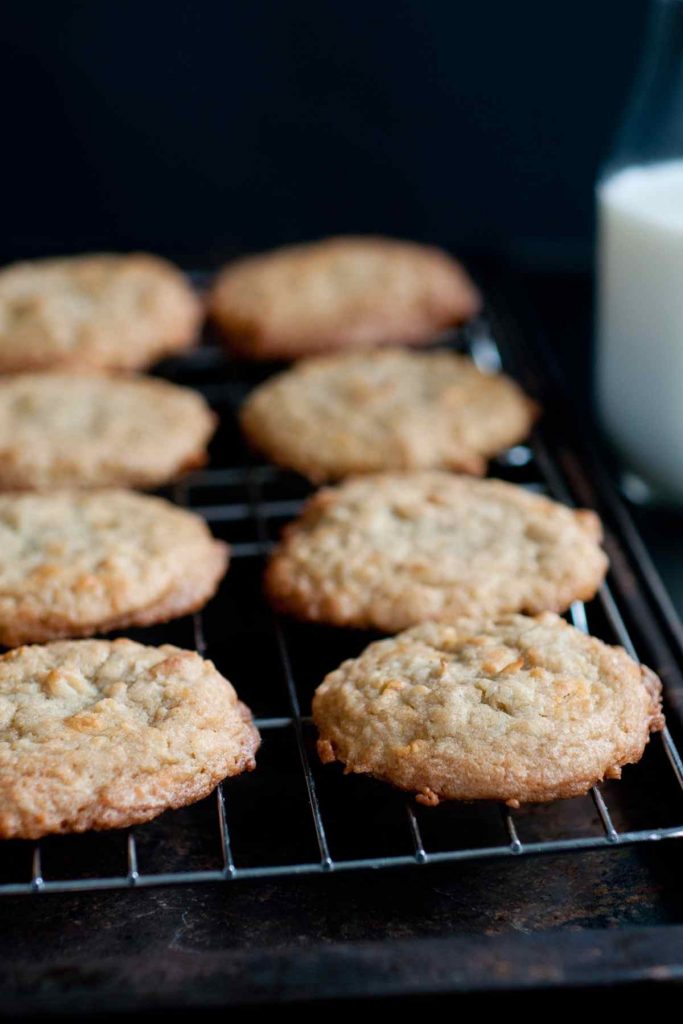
[0, 0, 648, 269]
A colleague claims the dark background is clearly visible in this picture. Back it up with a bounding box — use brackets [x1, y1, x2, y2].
[0, 0, 648, 269]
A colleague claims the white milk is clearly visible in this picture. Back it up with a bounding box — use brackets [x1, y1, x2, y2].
[597, 160, 683, 502]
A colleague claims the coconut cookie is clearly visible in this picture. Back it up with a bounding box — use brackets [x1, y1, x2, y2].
[0, 253, 201, 373]
[313, 613, 664, 806]
[0, 372, 215, 490]
[0, 638, 259, 838]
[266, 472, 608, 632]
[209, 236, 481, 359]
[241, 349, 538, 481]
[0, 490, 228, 646]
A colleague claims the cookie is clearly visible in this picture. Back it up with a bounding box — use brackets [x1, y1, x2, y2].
[313, 613, 664, 806]
[241, 349, 538, 480]
[0, 372, 216, 490]
[0, 253, 201, 373]
[209, 236, 481, 359]
[0, 490, 228, 646]
[266, 472, 608, 631]
[0, 638, 259, 838]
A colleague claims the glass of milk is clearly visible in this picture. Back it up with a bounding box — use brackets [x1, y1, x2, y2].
[596, 0, 683, 504]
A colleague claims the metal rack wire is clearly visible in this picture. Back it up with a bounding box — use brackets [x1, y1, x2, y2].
[2, 309, 683, 896]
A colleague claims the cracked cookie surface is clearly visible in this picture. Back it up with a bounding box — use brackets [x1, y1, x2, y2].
[210, 236, 481, 359]
[313, 613, 664, 805]
[241, 348, 538, 481]
[0, 490, 228, 646]
[266, 472, 608, 631]
[0, 372, 215, 490]
[0, 253, 201, 372]
[0, 638, 259, 838]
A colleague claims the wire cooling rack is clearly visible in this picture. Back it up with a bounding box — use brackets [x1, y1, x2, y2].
[1, 303, 683, 895]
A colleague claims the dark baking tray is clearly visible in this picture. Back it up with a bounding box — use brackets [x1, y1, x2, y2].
[0, 264, 682, 1010]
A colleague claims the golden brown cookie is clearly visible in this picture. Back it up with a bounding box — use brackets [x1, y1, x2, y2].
[209, 236, 481, 359]
[241, 349, 538, 481]
[266, 472, 608, 631]
[0, 372, 215, 490]
[313, 613, 664, 806]
[0, 251, 201, 372]
[0, 490, 228, 646]
[0, 638, 259, 838]
[0, 253, 201, 373]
